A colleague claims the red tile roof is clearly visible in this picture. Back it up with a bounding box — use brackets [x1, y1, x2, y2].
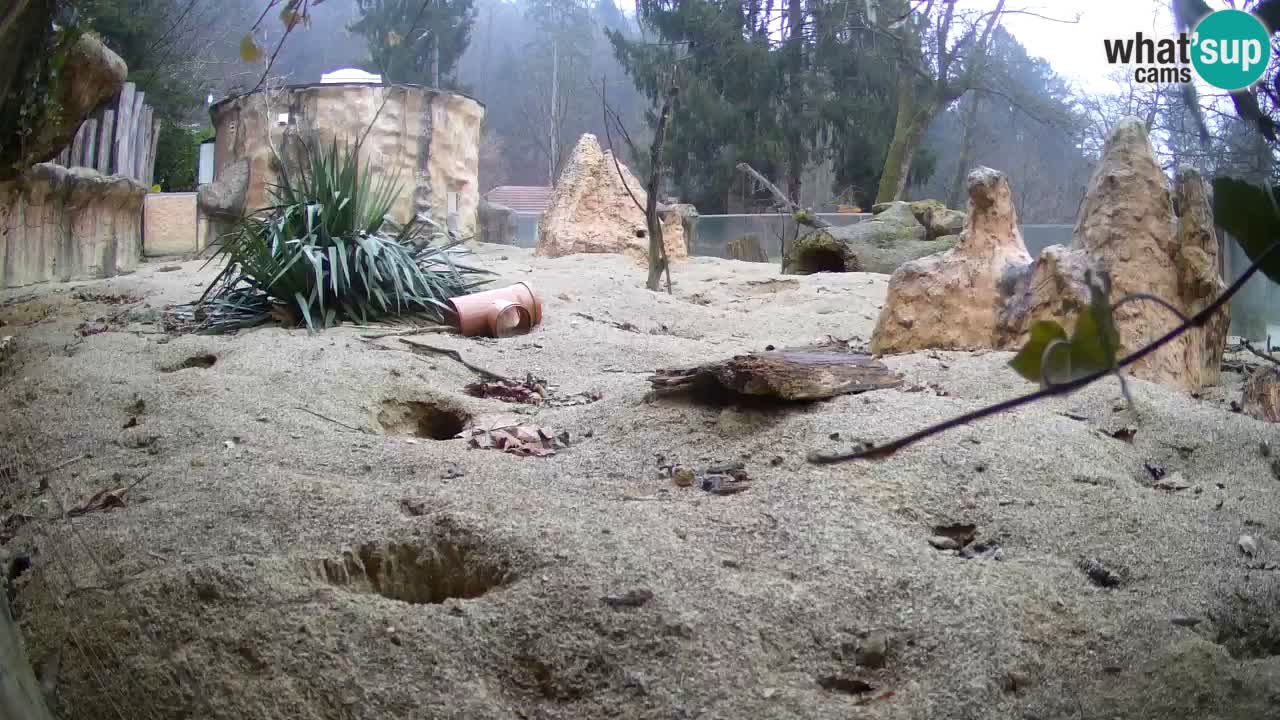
[485, 186, 553, 214]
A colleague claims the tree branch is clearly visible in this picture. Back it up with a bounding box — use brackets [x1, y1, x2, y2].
[808, 240, 1280, 464]
[735, 162, 831, 228]
[598, 77, 645, 215]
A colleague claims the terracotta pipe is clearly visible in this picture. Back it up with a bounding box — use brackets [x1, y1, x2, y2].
[448, 292, 495, 336]
[489, 299, 532, 338]
[447, 283, 542, 337]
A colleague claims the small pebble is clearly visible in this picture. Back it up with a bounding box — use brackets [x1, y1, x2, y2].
[602, 589, 654, 609]
[1239, 535, 1259, 557]
[672, 466, 695, 487]
[1004, 671, 1032, 693]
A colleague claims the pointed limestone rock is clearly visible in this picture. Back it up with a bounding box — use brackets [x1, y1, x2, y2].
[1173, 166, 1229, 389]
[870, 167, 1031, 353]
[1074, 120, 1225, 392]
[535, 134, 688, 264]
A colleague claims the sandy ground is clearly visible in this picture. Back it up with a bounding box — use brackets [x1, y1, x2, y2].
[1, 244, 1279, 720]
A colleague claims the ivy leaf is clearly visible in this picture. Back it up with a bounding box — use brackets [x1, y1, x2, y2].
[1009, 272, 1120, 387]
[1064, 272, 1121, 381]
[1211, 177, 1280, 286]
[239, 33, 262, 63]
[1009, 320, 1068, 384]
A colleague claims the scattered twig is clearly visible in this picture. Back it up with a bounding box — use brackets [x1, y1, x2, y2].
[293, 407, 368, 434]
[396, 339, 515, 383]
[358, 325, 457, 340]
[34, 453, 90, 476]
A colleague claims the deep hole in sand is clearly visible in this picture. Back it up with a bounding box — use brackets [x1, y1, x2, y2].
[162, 354, 217, 372]
[932, 523, 977, 546]
[376, 400, 469, 440]
[790, 247, 848, 274]
[307, 540, 513, 604]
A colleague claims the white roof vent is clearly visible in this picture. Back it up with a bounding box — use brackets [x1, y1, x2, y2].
[320, 68, 383, 85]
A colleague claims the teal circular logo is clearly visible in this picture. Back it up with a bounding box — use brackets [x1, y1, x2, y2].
[1192, 9, 1272, 91]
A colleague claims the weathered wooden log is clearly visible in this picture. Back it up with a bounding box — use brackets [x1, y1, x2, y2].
[649, 346, 901, 401]
[1243, 365, 1280, 423]
[785, 223, 956, 275]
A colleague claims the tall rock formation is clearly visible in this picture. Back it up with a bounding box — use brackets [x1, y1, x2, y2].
[870, 118, 1230, 393]
[535, 134, 688, 264]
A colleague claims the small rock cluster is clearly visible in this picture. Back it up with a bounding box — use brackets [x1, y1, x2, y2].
[784, 199, 962, 275]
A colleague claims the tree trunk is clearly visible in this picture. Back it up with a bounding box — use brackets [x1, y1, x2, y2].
[783, 0, 805, 205]
[548, 37, 559, 186]
[875, 76, 938, 204]
[947, 92, 982, 209]
[645, 85, 678, 292]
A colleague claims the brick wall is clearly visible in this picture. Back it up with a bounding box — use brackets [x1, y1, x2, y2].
[143, 192, 198, 256]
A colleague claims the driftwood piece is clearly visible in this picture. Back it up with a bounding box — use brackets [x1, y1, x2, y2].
[1242, 366, 1280, 423]
[649, 347, 901, 401]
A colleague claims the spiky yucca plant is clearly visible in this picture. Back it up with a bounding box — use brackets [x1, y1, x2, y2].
[192, 138, 489, 333]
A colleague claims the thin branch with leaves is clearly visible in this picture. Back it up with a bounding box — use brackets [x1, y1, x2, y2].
[808, 240, 1279, 464]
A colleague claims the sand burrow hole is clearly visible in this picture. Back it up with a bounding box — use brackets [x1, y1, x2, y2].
[377, 399, 470, 440]
[162, 353, 217, 372]
[307, 538, 515, 604]
[790, 247, 849, 274]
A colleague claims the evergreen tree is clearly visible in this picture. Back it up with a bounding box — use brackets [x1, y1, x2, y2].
[608, 0, 900, 212]
[352, 0, 478, 86]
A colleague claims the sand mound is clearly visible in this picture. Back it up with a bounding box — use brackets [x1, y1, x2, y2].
[1, 247, 1277, 720]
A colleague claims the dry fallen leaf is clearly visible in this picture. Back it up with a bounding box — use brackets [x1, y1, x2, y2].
[459, 424, 569, 457]
[68, 487, 129, 517]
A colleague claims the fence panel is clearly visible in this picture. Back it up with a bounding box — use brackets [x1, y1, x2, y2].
[47, 82, 159, 186]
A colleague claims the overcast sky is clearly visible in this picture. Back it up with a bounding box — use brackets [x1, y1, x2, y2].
[992, 0, 1180, 92]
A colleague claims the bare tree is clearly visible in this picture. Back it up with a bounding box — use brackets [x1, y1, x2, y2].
[870, 0, 1008, 203]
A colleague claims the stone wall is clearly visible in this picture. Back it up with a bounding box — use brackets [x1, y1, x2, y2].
[0, 164, 145, 289]
[210, 84, 484, 239]
[143, 192, 200, 256]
